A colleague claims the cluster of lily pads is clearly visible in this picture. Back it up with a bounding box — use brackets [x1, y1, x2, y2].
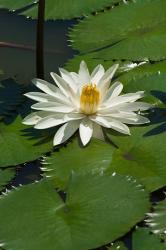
[0, 0, 165, 249]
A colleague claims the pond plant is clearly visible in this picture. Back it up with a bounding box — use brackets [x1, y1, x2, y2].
[0, 0, 165, 249]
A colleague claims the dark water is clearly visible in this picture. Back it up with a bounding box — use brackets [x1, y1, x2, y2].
[0, 9, 74, 84]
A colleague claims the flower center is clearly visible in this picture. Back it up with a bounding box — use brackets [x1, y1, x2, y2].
[80, 83, 100, 115]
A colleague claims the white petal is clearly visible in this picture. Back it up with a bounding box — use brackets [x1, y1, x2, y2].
[59, 68, 78, 93]
[97, 64, 119, 91]
[32, 78, 71, 105]
[102, 111, 149, 124]
[90, 115, 130, 135]
[70, 72, 80, 84]
[51, 72, 78, 106]
[115, 102, 153, 112]
[78, 61, 90, 84]
[92, 123, 104, 141]
[101, 91, 145, 110]
[22, 111, 54, 125]
[53, 121, 80, 146]
[31, 102, 75, 113]
[32, 78, 59, 97]
[79, 118, 93, 146]
[103, 81, 123, 102]
[24, 92, 54, 103]
[91, 64, 105, 84]
[35, 113, 85, 129]
[112, 113, 150, 124]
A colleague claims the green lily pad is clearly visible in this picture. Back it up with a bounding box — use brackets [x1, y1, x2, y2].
[0, 169, 15, 191]
[132, 228, 166, 250]
[43, 138, 115, 189]
[0, 116, 53, 168]
[70, 0, 166, 61]
[0, 174, 149, 250]
[0, 0, 122, 20]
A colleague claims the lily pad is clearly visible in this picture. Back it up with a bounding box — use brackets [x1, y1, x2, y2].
[0, 169, 15, 191]
[0, 116, 53, 168]
[0, 174, 149, 250]
[70, 0, 166, 61]
[43, 138, 115, 189]
[0, 0, 122, 20]
[132, 228, 166, 250]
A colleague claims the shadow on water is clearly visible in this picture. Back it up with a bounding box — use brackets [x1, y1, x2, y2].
[144, 90, 166, 137]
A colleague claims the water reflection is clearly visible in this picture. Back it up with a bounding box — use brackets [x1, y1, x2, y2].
[0, 9, 75, 84]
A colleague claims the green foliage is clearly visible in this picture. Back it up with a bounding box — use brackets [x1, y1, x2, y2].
[0, 0, 122, 20]
[132, 228, 166, 250]
[146, 199, 166, 240]
[43, 138, 115, 189]
[43, 72, 166, 192]
[65, 53, 139, 75]
[0, 174, 149, 250]
[70, 0, 166, 61]
[0, 116, 53, 167]
[0, 169, 15, 191]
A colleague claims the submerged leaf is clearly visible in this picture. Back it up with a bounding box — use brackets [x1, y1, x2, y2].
[0, 174, 149, 250]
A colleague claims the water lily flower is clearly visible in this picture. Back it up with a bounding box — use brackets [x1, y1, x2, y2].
[23, 61, 152, 146]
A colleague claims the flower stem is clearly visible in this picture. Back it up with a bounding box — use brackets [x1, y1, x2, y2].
[36, 0, 45, 79]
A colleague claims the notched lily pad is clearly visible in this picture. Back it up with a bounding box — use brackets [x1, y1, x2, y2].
[0, 174, 149, 250]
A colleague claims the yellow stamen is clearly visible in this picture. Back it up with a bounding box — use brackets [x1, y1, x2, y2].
[80, 83, 100, 115]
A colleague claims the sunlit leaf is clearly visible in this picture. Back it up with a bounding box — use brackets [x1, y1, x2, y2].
[43, 138, 115, 189]
[65, 53, 140, 75]
[0, 116, 53, 168]
[106, 74, 166, 191]
[0, 174, 149, 250]
[0, 0, 122, 20]
[0, 169, 15, 191]
[70, 0, 166, 61]
[132, 228, 166, 250]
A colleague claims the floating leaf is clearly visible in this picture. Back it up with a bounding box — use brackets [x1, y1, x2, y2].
[43, 138, 115, 189]
[106, 73, 166, 191]
[132, 228, 166, 250]
[0, 0, 122, 20]
[121, 72, 166, 107]
[146, 199, 166, 240]
[70, 0, 166, 61]
[0, 169, 15, 191]
[65, 53, 139, 75]
[0, 116, 53, 168]
[0, 174, 149, 250]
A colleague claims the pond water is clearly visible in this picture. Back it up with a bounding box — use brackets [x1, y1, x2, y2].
[0, 9, 75, 84]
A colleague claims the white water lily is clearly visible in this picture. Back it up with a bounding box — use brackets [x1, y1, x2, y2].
[23, 61, 152, 146]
